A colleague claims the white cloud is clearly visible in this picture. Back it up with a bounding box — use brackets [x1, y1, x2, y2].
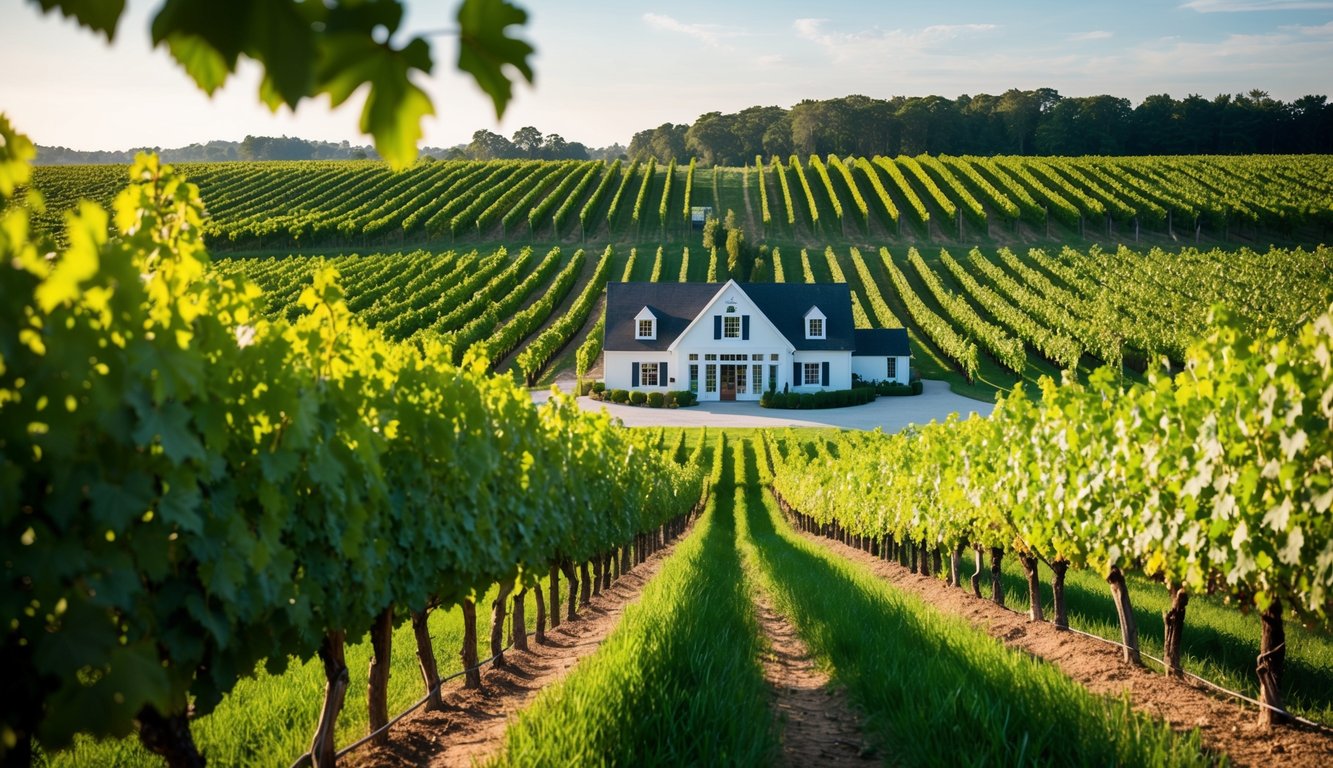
[1069, 30, 1114, 41]
[793, 18, 1000, 64]
[643, 13, 736, 47]
[1181, 0, 1333, 11]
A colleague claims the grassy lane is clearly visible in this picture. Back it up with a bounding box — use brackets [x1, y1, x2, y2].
[490, 436, 779, 766]
[734, 437, 1217, 767]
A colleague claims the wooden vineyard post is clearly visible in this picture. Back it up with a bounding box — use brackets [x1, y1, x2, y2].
[548, 563, 560, 629]
[561, 560, 579, 621]
[137, 706, 205, 768]
[1050, 559, 1070, 630]
[1163, 583, 1189, 678]
[949, 543, 963, 588]
[1106, 566, 1143, 666]
[512, 588, 529, 652]
[989, 547, 1004, 606]
[490, 581, 514, 668]
[1018, 554, 1043, 622]
[310, 631, 349, 768]
[367, 608, 394, 746]
[1257, 598, 1290, 727]
[971, 546, 984, 598]
[411, 607, 444, 711]
[461, 599, 481, 689]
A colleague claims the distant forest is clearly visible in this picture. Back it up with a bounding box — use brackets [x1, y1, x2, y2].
[36, 88, 1332, 165]
[627, 89, 1333, 164]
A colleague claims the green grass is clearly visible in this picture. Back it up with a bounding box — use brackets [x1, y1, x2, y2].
[732, 436, 1219, 767]
[42, 583, 548, 768]
[489, 436, 780, 766]
[972, 551, 1333, 725]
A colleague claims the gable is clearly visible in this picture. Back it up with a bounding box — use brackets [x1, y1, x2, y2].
[605, 282, 718, 351]
[741, 283, 855, 351]
[668, 280, 793, 352]
[604, 280, 857, 352]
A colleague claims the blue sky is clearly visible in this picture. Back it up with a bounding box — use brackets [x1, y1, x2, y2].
[1, 0, 1330, 151]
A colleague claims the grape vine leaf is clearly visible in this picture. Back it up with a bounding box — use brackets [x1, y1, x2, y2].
[458, 0, 535, 118]
[28, 0, 124, 41]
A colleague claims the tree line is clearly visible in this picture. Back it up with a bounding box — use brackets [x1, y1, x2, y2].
[627, 89, 1333, 164]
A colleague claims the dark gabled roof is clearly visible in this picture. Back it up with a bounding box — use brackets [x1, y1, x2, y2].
[605, 282, 719, 351]
[604, 281, 856, 352]
[852, 328, 911, 357]
[739, 282, 855, 351]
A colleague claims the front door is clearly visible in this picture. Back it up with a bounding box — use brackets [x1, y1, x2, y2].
[720, 365, 736, 401]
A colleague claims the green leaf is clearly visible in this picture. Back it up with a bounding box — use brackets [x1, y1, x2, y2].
[249, 0, 315, 109]
[29, 0, 125, 42]
[132, 399, 205, 465]
[318, 36, 434, 170]
[457, 0, 535, 119]
[164, 33, 232, 96]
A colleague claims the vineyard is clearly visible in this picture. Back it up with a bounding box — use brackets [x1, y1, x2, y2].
[5, 122, 1333, 768]
[13, 153, 1333, 251]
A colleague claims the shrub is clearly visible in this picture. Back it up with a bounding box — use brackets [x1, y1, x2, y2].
[610, 389, 630, 403]
[647, 392, 665, 408]
[670, 390, 698, 407]
[592, 381, 606, 394]
[911, 380, 924, 395]
[629, 390, 647, 405]
[760, 391, 773, 408]
[799, 393, 816, 409]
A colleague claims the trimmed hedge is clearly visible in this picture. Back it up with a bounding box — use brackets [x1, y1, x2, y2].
[586, 385, 699, 408]
[760, 387, 877, 409]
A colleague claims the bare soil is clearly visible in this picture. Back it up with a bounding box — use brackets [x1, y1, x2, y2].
[807, 533, 1333, 768]
[346, 536, 687, 768]
[752, 590, 876, 766]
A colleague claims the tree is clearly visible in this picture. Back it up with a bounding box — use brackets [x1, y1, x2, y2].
[512, 125, 544, 157]
[468, 129, 516, 160]
[28, 0, 536, 169]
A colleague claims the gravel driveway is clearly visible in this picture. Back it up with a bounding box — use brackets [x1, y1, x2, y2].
[531, 380, 993, 432]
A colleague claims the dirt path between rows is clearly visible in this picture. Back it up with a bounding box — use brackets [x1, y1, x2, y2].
[348, 536, 689, 768]
[752, 590, 876, 766]
[806, 532, 1333, 768]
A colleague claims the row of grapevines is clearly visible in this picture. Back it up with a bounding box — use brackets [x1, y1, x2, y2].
[515, 245, 614, 384]
[631, 157, 657, 224]
[906, 248, 1025, 372]
[658, 158, 676, 224]
[880, 247, 980, 381]
[846, 247, 901, 327]
[768, 298, 1333, 720]
[755, 155, 771, 224]
[917, 155, 985, 226]
[808, 155, 843, 221]
[788, 155, 820, 225]
[540, 160, 603, 235]
[853, 157, 899, 225]
[681, 157, 696, 220]
[0, 144, 706, 762]
[938, 249, 1082, 369]
[439, 246, 566, 364]
[873, 156, 930, 224]
[827, 154, 867, 223]
[578, 159, 621, 234]
[468, 249, 586, 367]
[897, 155, 957, 220]
[606, 159, 640, 225]
[770, 156, 796, 225]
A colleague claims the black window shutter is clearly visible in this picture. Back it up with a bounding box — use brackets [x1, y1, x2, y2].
[821, 361, 830, 387]
[793, 361, 800, 385]
[632, 362, 640, 387]
[713, 315, 721, 339]
[661, 362, 668, 384]
[742, 315, 750, 340]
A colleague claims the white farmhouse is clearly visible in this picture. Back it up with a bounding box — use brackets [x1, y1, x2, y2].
[603, 280, 910, 402]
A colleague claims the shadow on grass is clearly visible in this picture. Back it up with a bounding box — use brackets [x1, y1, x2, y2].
[735, 439, 1214, 768]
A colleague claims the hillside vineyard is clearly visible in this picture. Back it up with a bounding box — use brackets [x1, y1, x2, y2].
[17, 154, 1333, 250]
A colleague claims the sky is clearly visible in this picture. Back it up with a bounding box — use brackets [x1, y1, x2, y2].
[1, 0, 1331, 152]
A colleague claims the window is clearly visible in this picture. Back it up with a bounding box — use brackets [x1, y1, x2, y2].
[705, 354, 717, 361]
[807, 317, 824, 338]
[752, 354, 764, 361]
[803, 362, 820, 386]
[753, 364, 763, 393]
[705, 365, 717, 393]
[723, 315, 741, 338]
[689, 364, 699, 393]
[769, 364, 778, 391]
[635, 307, 657, 339]
[688, 353, 698, 361]
[637, 319, 654, 339]
[770, 353, 779, 361]
[886, 357, 898, 379]
[641, 362, 659, 386]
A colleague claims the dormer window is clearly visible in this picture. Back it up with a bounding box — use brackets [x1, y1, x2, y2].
[805, 306, 827, 339]
[635, 307, 657, 340]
